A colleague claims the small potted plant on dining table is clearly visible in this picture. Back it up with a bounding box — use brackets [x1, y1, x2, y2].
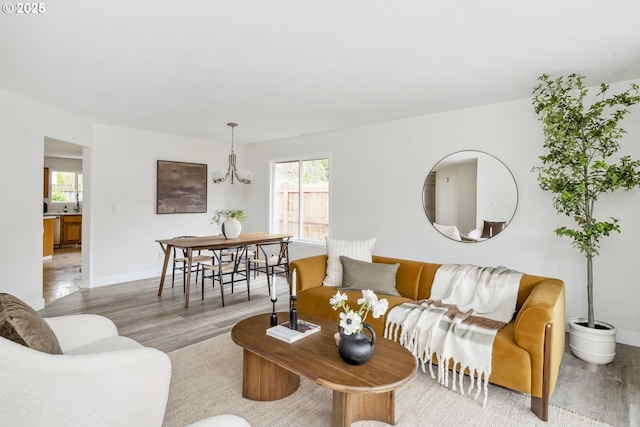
[211, 209, 247, 239]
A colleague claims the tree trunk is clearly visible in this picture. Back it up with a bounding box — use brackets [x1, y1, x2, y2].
[587, 255, 594, 328]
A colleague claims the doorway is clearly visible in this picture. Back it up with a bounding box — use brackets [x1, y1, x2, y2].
[43, 137, 86, 304]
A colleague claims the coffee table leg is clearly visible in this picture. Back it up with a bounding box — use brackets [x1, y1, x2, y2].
[242, 349, 300, 401]
[332, 390, 395, 427]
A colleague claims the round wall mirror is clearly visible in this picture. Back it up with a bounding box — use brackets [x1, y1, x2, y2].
[422, 150, 518, 242]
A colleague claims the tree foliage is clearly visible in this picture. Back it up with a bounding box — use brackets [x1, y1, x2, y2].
[277, 159, 329, 187]
[531, 74, 640, 328]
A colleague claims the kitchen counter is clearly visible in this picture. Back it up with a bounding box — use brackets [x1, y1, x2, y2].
[44, 212, 82, 217]
[43, 214, 82, 247]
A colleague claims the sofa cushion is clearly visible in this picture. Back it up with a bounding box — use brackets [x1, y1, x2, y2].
[0, 293, 62, 354]
[64, 335, 144, 355]
[298, 285, 411, 335]
[433, 223, 462, 241]
[339, 256, 401, 296]
[323, 237, 376, 287]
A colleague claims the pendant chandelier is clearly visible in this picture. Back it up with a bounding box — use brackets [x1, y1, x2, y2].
[210, 122, 254, 185]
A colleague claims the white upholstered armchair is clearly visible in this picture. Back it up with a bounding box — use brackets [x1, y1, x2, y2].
[0, 313, 172, 427]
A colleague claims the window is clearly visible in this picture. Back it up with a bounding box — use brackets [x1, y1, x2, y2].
[271, 157, 329, 242]
[51, 170, 83, 204]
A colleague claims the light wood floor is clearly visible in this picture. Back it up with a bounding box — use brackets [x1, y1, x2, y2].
[41, 260, 292, 352]
[40, 249, 638, 427]
[42, 246, 82, 304]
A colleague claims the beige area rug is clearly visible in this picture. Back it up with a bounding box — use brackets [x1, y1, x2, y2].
[164, 333, 611, 427]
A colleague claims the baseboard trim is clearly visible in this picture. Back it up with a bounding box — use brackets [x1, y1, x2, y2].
[90, 270, 162, 288]
[616, 329, 640, 348]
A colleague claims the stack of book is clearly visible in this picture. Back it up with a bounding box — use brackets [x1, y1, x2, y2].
[266, 319, 321, 343]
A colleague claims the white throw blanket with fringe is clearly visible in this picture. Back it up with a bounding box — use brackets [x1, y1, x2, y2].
[384, 264, 522, 406]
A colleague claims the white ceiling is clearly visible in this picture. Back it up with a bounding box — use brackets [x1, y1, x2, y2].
[3, 1, 640, 146]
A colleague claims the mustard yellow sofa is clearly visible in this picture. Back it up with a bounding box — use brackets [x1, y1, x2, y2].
[290, 254, 565, 421]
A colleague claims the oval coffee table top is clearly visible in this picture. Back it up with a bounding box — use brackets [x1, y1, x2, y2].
[232, 312, 417, 393]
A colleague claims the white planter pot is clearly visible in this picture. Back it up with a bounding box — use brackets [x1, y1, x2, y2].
[568, 317, 617, 365]
[221, 218, 241, 239]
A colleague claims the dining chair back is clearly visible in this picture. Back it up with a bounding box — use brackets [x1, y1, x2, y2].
[250, 238, 290, 296]
[171, 236, 213, 290]
[201, 246, 251, 307]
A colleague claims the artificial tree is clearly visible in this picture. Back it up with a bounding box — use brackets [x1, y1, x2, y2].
[531, 74, 640, 329]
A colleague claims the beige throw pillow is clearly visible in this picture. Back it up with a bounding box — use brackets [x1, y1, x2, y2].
[0, 293, 63, 354]
[339, 256, 401, 296]
[323, 237, 376, 287]
[433, 223, 462, 241]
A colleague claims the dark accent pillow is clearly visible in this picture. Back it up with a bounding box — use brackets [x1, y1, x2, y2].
[481, 220, 507, 238]
[0, 293, 62, 354]
[339, 256, 401, 296]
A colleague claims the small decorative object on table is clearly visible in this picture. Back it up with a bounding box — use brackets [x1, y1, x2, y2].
[210, 209, 247, 239]
[289, 269, 298, 330]
[270, 280, 278, 327]
[266, 319, 321, 343]
[329, 289, 389, 365]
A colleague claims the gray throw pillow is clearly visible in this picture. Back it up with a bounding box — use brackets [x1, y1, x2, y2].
[339, 256, 401, 296]
[0, 293, 63, 354]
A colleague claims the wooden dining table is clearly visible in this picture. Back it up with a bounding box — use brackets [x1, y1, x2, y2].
[156, 232, 292, 308]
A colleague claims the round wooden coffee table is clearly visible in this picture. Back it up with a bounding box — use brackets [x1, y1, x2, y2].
[231, 312, 417, 427]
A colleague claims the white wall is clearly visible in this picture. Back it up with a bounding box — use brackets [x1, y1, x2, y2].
[89, 124, 246, 286]
[434, 161, 476, 233]
[244, 80, 640, 346]
[0, 88, 92, 309]
[476, 154, 517, 227]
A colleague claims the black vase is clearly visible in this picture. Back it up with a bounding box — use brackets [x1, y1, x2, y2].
[337, 323, 376, 365]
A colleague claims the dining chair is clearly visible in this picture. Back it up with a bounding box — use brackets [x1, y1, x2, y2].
[220, 247, 255, 264]
[200, 246, 250, 307]
[171, 236, 213, 290]
[249, 238, 290, 296]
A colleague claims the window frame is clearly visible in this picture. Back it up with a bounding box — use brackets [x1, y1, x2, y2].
[269, 152, 331, 246]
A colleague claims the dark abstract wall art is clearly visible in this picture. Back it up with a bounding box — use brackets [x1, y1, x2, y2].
[157, 160, 207, 214]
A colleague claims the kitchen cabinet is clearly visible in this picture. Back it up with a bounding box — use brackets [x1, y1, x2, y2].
[43, 217, 54, 257]
[43, 167, 49, 198]
[61, 214, 82, 246]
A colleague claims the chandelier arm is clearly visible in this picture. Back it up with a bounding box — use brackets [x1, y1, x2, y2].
[211, 122, 252, 185]
[234, 170, 252, 184]
[230, 153, 252, 184]
[211, 160, 232, 183]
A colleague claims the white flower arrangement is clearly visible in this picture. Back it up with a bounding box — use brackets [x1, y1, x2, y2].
[329, 289, 389, 335]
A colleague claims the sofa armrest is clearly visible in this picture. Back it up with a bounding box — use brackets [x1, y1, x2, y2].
[513, 279, 565, 396]
[45, 314, 119, 353]
[0, 337, 172, 427]
[290, 255, 328, 293]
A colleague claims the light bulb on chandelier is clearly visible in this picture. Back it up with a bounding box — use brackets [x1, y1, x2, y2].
[210, 122, 254, 185]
